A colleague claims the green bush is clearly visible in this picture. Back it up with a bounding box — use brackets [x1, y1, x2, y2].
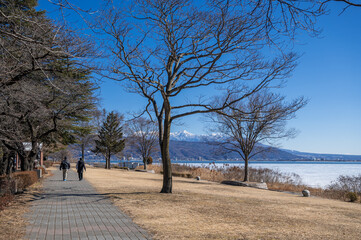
[345, 192, 358, 202]
[13, 171, 38, 190]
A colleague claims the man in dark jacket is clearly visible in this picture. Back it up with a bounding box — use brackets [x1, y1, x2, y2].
[76, 158, 86, 181]
[59, 157, 70, 181]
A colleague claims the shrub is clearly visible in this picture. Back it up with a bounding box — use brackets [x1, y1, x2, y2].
[119, 167, 129, 170]
[43, 161, 53, 168]
[147, 156, 153, 165]
[0, 171, 39, 210]
[327, 174, 361, 194]
[13, 171, 38, 190]
[172, 172, 193, 178]
[0, 176, 14, 196]
[147, 164, 303, 185]
[38, 166, 46, 175]
[327, 174, 361, 201]
[345, 192, 358, 202]
[93, 163, 105, 168]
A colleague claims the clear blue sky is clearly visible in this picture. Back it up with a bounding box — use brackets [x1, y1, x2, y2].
[39, 1, 361, 155]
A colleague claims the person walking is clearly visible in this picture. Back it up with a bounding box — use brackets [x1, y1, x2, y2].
[76, 158, 86, 181]
[59, 157, 70, 181]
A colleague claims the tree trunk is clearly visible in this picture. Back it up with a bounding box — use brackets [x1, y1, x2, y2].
[0, 149, 9, 175]
[143, 156, 147, 170]
[19, 154, 29, 171]
[244, 157, 249, 182]
[5, 153, 13, 175]
[105, 155, 110, 169]
[28, 148, 37, 171]
[160, 107, 172, 193]
[81, 143, 85, 161]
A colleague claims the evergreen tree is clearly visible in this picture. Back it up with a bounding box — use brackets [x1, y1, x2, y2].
[92, 112, 125, 169]
[0, 0, 97, 171]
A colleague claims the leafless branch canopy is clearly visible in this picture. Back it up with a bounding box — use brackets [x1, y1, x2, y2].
[95, 0, 318, 135]
[209, 90, 307, 162]
[91, 0, 324, 192]
[126, 117, 158, 164]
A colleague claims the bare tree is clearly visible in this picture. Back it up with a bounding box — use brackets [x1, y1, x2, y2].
[48, 148, 73, 162]
[209, 90, 306, 182]
[74, 123, 95, 161]
[39, 0, 358, 191]
[88, 0, 328, 193]
[127, 117, 158, 170]
[320, 0, 361, 15]
[324, 0, 361, 7]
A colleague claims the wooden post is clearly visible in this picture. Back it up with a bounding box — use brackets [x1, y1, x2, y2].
[16, 153, 20, 170]
[40, 151, 44, 166]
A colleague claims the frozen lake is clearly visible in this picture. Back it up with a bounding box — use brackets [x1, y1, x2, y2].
[105, 159, 361, 188]
[172, 161, 361, 188]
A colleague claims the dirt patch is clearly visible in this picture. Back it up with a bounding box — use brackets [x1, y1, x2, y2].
[84, 167, 361, 240]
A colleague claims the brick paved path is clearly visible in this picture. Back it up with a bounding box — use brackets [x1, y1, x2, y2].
[25, 169, 151, 240]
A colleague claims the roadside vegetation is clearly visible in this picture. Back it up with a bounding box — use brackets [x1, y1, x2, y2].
[139, 163, 361, 203]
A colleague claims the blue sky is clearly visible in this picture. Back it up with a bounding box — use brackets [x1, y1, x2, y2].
[276, 4, 361, 155]
[39, 1, 361, 155]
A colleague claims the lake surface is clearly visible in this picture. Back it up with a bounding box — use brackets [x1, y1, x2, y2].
[170, 160, 361, 188]
[107, 160, 361, 188]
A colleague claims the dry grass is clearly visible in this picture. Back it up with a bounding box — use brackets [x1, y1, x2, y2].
[0, 170, 52, 240]
[85, 167, 361, 240]
[143, 164, 357, 201]
[0, 181, 43, 240]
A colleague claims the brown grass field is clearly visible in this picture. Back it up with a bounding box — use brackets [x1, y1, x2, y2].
[85, 167, 361, 240]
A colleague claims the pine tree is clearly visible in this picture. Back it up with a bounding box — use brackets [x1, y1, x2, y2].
[92, 112, 125, 169]
[0, 0, 97, 171]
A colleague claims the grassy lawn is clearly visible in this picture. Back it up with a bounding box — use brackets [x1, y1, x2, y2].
[85, 166, 361, 240]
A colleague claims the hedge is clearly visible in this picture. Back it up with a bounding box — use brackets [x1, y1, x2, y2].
[13, 171, 38, 190]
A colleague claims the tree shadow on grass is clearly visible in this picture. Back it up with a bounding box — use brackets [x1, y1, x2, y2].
[174, 179, 216, 185]
[26, 191, 152, 204]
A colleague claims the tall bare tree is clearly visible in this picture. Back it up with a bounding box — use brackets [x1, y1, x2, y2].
[91, 0, 327, 193]
[127, 117, 158, 170]
[209, 90, 306, 182]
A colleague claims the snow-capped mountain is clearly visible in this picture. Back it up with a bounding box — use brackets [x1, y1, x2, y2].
[170, 130, 223, 142]
[170, 130, 200, 141]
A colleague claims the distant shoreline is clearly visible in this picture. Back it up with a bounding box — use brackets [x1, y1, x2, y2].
[87, 159, 361, 165]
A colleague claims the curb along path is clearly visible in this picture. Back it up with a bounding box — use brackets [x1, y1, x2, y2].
[25, 169, 151, 240]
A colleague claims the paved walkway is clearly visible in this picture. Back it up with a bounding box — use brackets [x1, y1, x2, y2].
[25, 169, 151, 240]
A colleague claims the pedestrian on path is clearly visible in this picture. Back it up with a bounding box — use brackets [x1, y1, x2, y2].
[59, 157, 70, 181]
[76, 158, 86, 181]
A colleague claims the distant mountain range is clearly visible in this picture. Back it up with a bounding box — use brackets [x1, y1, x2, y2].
[70, 130, 361, 162]
[170, 130, 223, 142]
